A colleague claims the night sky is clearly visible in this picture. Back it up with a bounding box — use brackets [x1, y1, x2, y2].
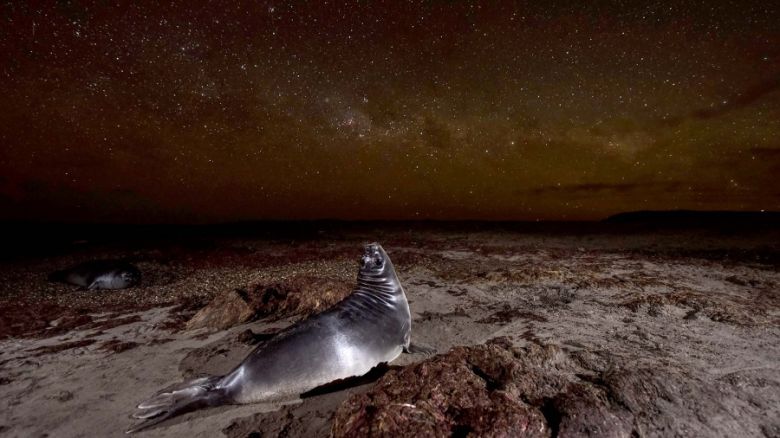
[1, 1, 778, 222]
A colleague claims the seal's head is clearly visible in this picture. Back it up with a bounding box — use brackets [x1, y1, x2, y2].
[117, 265, 141, 287]
[360, 242, 392, 277]
[89, 264, 142, 289]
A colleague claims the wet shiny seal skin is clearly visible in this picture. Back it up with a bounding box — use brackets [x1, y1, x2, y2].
[48, 260, 141, 290]
[128, 243, 430, 433]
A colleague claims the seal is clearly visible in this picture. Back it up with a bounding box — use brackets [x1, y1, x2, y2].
[48, 260, 141, 290]
[128, 243, 431, 433]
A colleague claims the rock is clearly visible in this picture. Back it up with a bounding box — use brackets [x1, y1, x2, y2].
[185, 275, 352, 331]
[332, 340, 551, 438]
[333, 338, 771, 437]
[185, 289, 256, 331]
[245, 275, 352, 320]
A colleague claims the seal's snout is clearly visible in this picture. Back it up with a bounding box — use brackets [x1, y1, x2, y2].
[361, 243, 385, 270]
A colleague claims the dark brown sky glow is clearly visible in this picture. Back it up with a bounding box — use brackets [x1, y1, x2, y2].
[1, 1, 778, 222]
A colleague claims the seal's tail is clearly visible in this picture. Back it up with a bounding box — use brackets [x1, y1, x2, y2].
[126, 375, 228, 434]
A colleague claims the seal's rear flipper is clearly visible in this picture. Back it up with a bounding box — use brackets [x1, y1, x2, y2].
[126, 376, 227, 434]
[404, 342, 436, 356]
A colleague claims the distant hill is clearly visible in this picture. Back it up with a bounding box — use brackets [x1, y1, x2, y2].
[604, 210, 780, 226]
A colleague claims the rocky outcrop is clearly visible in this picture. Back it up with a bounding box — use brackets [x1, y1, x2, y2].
[332, 338, 773, 437]
[185, 275, 352, 331]
[333, 339, 571, 437]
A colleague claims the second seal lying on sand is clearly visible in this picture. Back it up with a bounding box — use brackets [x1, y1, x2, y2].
[48, 260, 141, 290]
[128, 243, 431, 433]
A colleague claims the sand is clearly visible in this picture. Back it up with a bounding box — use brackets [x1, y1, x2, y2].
[1, 226, 778, 437]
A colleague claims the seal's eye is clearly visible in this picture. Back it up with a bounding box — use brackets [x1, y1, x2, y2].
[374, 257, 382, 266]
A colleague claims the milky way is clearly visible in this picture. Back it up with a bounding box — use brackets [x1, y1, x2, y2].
[1, 1, 778, 222]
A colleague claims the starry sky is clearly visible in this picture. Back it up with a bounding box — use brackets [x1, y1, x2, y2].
[1, 1, 778, 222]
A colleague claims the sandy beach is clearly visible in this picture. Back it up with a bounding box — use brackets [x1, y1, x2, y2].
[1, 225, 778, 437]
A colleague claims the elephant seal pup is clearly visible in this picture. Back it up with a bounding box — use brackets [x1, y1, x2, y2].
[48, 260, 141, 290]
[128, 243, 430, 433]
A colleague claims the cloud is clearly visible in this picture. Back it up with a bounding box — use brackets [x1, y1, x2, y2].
[658, 76, 780, 127]
[524, 181, 684, 196]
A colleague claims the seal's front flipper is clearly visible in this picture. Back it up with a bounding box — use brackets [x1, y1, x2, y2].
[404, 342, 436, 356]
